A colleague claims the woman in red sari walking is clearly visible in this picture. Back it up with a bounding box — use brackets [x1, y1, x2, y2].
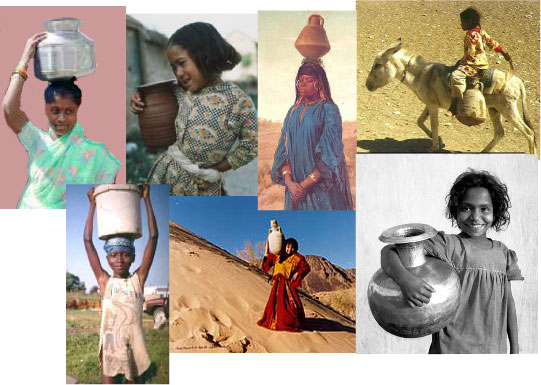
[257, 238, 311, 332]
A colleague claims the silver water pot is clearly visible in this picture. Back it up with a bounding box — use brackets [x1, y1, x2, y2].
[34, 18, 96, 81]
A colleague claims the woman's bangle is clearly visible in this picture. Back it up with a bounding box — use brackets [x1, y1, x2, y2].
[309, 173, 318, 182]
[282, 170, 292, 177]
[11, 66, 28, 81]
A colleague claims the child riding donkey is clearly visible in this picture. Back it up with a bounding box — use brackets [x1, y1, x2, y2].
[447, 7, 513, 116]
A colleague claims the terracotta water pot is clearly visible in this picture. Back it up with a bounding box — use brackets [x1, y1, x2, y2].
[367, 223, 461, 338]
[456, 87, 486, 126]
[136, 79, 178, 150]
[295, 14, 331, 60]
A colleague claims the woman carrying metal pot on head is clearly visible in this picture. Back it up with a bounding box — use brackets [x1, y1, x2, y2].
[3, 32, 121, 209]
[130, 22, 258, 196]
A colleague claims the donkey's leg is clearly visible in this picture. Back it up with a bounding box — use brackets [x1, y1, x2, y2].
[428, 105, 442, 151]
[482, 108, 504, 153]
[417, 106, 431, 138]
[504, 102, 537, 154]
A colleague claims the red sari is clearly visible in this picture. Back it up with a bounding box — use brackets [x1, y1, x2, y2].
[257, 252, 311, 332]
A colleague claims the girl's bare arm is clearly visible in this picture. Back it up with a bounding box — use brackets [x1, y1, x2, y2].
[136, 184, 158, 286]
[506, 280, 519, 353]
[3, 32, 47, 133]
[381, 244, 434, 307]
[84, 187, 108, 290]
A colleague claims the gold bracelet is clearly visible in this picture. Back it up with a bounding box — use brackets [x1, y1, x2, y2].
[12, 66, 28, 81]
[282, 170, 291, 177]
[309, 173, 317, 182]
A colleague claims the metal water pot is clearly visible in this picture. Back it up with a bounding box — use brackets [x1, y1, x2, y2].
[367, 223, 460, 338]
[34, 18, 96, 81]
[456, 87, 486, 126]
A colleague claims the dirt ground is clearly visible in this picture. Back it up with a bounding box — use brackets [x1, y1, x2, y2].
[357, 0, 540, 153]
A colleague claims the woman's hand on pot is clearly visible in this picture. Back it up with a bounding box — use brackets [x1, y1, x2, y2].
[398, 274, 434, 308]
[130, 91, 145, 114]
[20, 32, 48, 67]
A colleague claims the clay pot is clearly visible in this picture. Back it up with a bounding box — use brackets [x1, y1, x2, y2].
[295, 14, 331, 60]
[367, 223, 461, 338]
[136, 79, 179, 150]
[456, 88, 486, 126]
[267, 219, 284, 255]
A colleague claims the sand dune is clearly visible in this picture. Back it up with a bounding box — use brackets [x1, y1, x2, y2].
[169, 222, 356, 353]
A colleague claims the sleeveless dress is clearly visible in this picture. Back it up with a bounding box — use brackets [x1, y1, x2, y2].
[99, 274, 150, 379]
[424, 232, 523, 353]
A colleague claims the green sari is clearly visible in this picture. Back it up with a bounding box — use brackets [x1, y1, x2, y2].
[17, 121, 121, 209]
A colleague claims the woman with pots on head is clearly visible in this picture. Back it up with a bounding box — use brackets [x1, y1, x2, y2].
[3, 32, 121, 209]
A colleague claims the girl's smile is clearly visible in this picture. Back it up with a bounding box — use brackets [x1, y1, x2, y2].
[167, 44, 206, 92]
[456, 187, 494, 238]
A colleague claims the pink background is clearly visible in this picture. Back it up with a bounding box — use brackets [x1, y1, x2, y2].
[0, 7, 126, 208]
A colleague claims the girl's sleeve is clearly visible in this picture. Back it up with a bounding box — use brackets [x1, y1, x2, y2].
[93, 145, 122, 183]
[290, 255, 310, 290]
[504, 246, 524, 281]
[314, 102, 347, 191]
[225, 94, 257, 170]
[17, 121, 45, 155]
[423, 231, 459, 270]
[260, 253, 277, 274]
[484, 31, 503, 53]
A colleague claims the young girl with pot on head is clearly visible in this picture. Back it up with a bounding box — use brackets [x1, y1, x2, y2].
[3, 33, 121, 209]
[130, 22, 257, 196]
[381, 169, 522, 353]
[84, 184, 158, 383]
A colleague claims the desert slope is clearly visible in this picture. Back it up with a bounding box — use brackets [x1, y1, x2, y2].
[169, 222, 356, 353]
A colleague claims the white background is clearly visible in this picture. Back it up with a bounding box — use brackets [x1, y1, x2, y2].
[0, 0, 539, 384]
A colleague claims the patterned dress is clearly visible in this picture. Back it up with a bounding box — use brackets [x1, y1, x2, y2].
[423, 232, 523, 353]
[17, 121, 120, 209]
[458, 28, 503, 77]
[99, 274, 151, 380]
[257, 252, 311, 332]
[147, 81, 257, 196]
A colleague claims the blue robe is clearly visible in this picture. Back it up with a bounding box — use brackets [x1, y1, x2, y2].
[271, 100, 353, 210]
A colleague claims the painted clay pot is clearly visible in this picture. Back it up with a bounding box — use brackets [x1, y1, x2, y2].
[294, 14, 331, 60]
[34, 18, 96, 81]
[136, 79, 178, 150]
[456, 88, 486, 126]
[267, 219, 284, 255]
[367, 223, 460, 338]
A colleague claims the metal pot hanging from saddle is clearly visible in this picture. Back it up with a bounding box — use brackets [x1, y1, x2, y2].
[456, 78, 487, 126]
[367, 223, 461, 338]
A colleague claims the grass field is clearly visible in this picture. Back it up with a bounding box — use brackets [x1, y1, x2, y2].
[66, 309, 169, 384]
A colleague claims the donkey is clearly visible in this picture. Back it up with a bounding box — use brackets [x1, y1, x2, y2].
[365, 39, 537, 154]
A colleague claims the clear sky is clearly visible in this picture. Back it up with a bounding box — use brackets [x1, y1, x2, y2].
[170, 196, 355, 268]
[66, 184, 170, 290]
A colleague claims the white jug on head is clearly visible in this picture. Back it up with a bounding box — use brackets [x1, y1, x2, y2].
[267, 219, 284, 255]
[93, 184, 142, 240]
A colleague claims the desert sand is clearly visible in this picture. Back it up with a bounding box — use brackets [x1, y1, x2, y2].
[169, 222, 356, 353]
